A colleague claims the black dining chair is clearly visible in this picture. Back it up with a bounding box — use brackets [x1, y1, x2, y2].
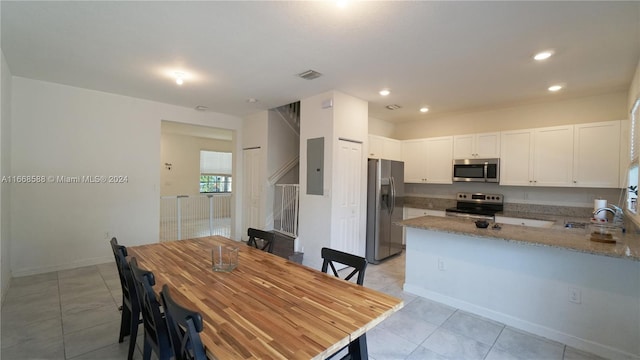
[247, 228, 275, 253]
[321, 247, 369, 360]
[160, 284, 207, 360]
[129, 257, 173, 360]
[321, 247, 368, 285]
[109, 238, 142, 360]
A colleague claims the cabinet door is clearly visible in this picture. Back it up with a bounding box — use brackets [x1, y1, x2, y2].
[425, 136, 453, 184]
[533, 125, 574, 187]
[368, 135, 384, 159]
[453, 135, 474, 159]
[383, 138, 402, 161]
[475, 132, 500, 158]
[402, 139, 427, 183]
[500, 130, 533, 186]
[573, 121, 620, 188]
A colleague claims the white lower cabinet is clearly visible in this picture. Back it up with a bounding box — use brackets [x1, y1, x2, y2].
[405, 207, 446, 219]
[403, 207, 446, 244]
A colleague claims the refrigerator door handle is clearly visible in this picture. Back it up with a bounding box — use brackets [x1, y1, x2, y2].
[389, 176, 396, 215]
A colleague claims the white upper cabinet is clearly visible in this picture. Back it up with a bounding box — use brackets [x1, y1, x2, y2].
[573, 120, 621, 188]
[368, 135, 402, 161]
[368, 135, 384, 159]
[402, 139, 428, 183]
[453, 132, 500, 159]
[425, 136, 454, 184]
[402, 136, 453, 184]
[533, 125, 574, 187]
[500, 125, 573, 186]
[500, 129, 534, 186]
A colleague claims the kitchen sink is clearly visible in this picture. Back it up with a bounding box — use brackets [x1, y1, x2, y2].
[563, 221, 589, 229]
[494, 216, 555, 228]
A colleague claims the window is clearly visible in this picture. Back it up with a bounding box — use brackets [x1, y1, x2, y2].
[628, 98, 640, 212]
[200, 175, 232, 193]
[200, 151, 232, 193]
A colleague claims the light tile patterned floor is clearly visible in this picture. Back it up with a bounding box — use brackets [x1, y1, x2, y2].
[1, 250, 607, 359]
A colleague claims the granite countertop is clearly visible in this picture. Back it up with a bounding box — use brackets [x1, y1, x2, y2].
[399, 215, 640, 261]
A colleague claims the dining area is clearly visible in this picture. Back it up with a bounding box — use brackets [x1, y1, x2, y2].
[110, 233, 404, 360]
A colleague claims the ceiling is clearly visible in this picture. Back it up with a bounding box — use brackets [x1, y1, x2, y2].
[2, 1, 639, 124]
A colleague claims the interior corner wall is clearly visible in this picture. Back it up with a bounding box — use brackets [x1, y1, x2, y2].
[160, 133, 232, 196]
[10, 77, 243, 277]
[392, 91, 628, 140]
[1, 49, 13, 302]
[299, 91, 334, 270]
[368, 116, 395, 137]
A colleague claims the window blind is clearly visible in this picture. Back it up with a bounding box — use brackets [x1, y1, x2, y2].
[631, 99, 640, 162]
[200, 151, 232, 175]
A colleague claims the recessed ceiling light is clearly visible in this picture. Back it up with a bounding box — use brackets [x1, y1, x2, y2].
[195, 105, 208, 111]
[379, 89, 391, 96]
[548, 85, 563, 92]
[174, 72, 185, 85]
[420, 107, 429, 113]
[247, 98, 259, 103]
[336, 0, 348, 8]
[534, 50, 554, 61]
[385, 104, 401, 110]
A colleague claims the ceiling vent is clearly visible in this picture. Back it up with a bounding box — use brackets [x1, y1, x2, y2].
[297, 70, 322, 80]
[385, 104, 402, 110]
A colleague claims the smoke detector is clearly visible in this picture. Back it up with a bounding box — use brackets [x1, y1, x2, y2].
[297, 70, 322, 80]
[385, 104, 402, 110]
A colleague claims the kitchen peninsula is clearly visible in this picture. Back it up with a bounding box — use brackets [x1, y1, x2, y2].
[401, 215, 640, 360]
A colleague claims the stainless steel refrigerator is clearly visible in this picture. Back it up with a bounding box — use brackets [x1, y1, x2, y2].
[366, 159, 404, 264]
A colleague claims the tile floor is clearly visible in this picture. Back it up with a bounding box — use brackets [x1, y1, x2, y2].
[1, 251, 607, 360]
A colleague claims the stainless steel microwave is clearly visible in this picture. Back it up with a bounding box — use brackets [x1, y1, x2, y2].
[452, 158, 500, 183]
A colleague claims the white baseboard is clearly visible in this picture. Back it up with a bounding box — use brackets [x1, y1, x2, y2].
[403, 284, 640, 360]
[12, 255, 114, 277]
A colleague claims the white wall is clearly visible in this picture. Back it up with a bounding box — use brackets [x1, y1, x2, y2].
[405, 228, 640, 359]
[1, 49, 12, 302]
[393, 91, 628, 139]
[299, 90, 368, 269]
[10, 77, 243, 276]
[299, 91, 334, 269]
[368, 116, 395, 137]
[160, 132, 232, 196]
[629, 55, 640, 109]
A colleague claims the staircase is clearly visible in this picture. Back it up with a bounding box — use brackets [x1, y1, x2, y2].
[275, 101, 300, 136]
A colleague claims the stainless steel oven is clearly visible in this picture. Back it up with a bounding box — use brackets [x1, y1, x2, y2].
[445, 192, 504, 220]
[452, 158, 500, 183]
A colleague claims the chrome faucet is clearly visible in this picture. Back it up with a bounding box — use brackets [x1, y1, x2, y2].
[593, 205, 624, 225]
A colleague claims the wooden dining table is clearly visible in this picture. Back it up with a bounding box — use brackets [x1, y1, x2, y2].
[127, 236, 404, 360]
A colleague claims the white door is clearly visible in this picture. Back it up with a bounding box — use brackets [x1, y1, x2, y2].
[243, 148, 263, 238]
[333, 140, 363, 256]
